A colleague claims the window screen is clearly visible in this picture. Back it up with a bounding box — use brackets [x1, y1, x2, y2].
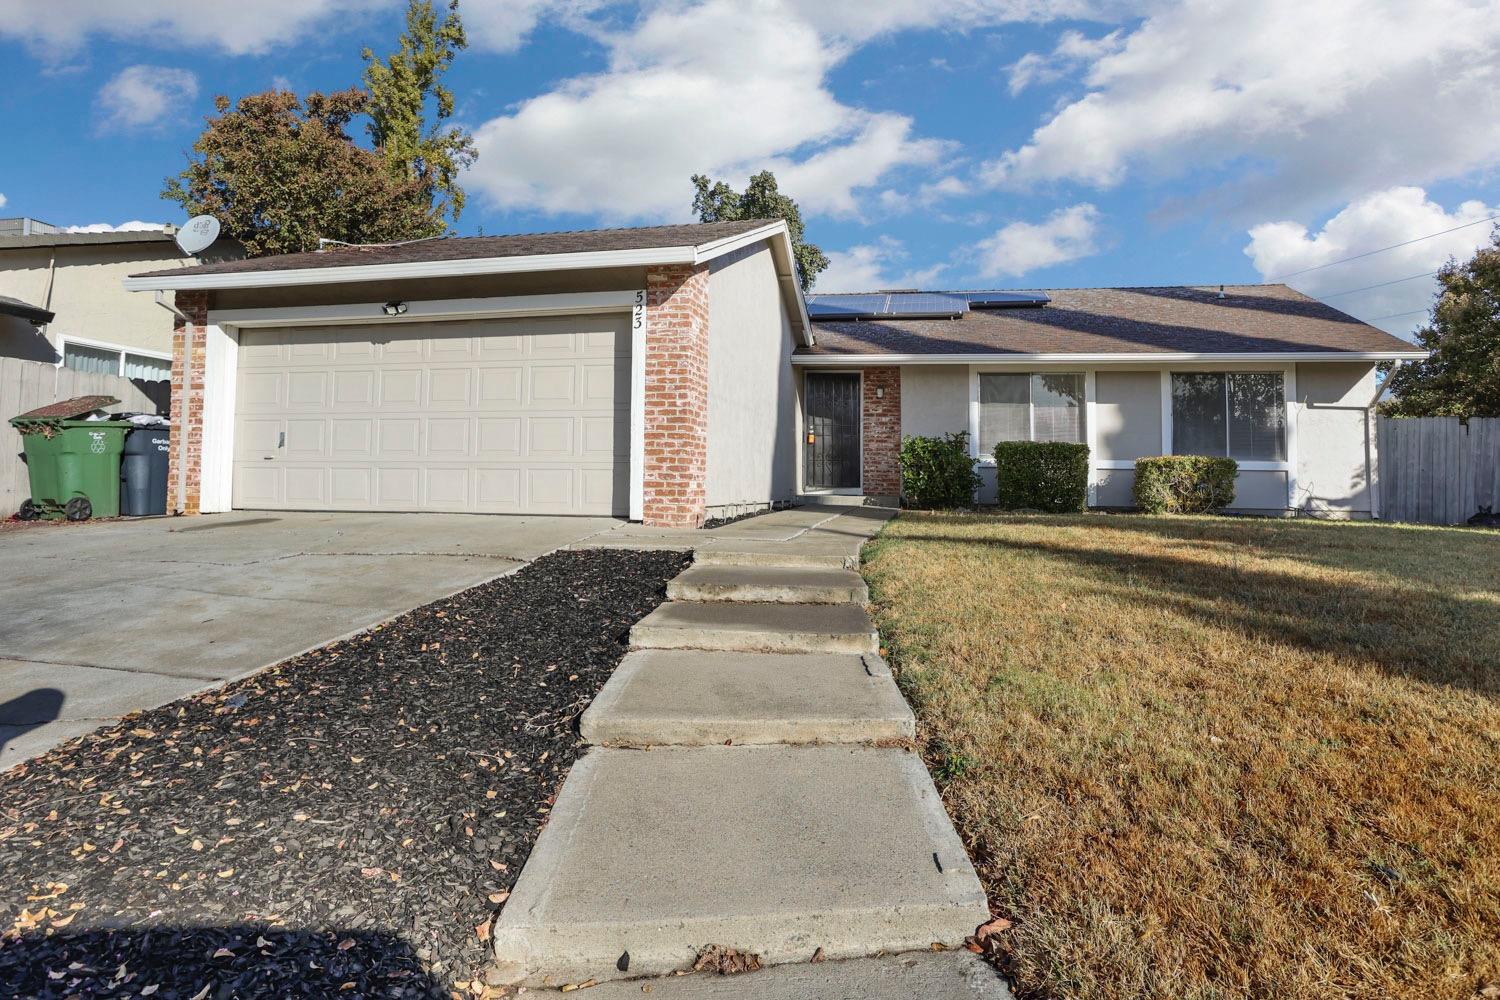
[62, 342, 121, 376]
[978, 373, 1085, 452]
[123, 353, 171, 382]
[1171, 372, 1285, 461]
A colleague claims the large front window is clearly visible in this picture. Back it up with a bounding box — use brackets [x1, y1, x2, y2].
[1171, 372, 1285, 461]
[977, 373, 1085, 452]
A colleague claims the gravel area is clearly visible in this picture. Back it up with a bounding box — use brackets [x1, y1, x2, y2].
[0, 548, 688, 999]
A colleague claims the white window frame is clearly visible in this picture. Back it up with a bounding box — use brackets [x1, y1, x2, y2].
[969, 364, 1097, 507]
[56, 334, 172, 379]
[1159, 364, 1299, 508]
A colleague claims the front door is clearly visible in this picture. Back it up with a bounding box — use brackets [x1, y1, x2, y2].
[803, 372, 861, 490]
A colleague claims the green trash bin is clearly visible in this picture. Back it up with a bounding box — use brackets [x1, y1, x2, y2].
[10, 395, 130, 521]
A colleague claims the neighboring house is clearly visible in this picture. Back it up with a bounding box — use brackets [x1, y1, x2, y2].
[122, 220, 1425, 526]
[0, 217, 241, 380]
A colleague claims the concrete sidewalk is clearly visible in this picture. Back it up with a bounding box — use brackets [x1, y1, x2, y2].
[492, 504, 1011, 997]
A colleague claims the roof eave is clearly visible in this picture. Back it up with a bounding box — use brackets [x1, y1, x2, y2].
[791, 350, 1429, 365]
[121, 219, 814, 347]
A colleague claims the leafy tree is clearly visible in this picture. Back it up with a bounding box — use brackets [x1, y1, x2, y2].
[1382, 228, 1500, 417]
[363, 0, 477, 226]
[691, 171, 829, 291]
[163, 89, 443, 258]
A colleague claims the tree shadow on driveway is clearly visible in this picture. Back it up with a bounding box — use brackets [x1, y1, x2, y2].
[0, 687, 64, 761]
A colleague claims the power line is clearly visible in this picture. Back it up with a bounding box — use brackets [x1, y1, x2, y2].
[1266, 214, 1499, 281]
[1361, 307, 1430, 323]
[1318, 270, 1439, 299]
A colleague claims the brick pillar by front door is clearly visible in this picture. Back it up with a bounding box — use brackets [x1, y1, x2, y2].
[166, 290, 210, 515]
[861, 366, 901, 500]
[641, 263, 711, 528]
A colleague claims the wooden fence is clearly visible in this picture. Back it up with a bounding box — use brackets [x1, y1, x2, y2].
[1, 356, 169, 517]
[1377, 416, 1500, 525]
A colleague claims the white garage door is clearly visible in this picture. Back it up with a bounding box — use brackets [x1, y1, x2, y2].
[232, 314, 629, 515]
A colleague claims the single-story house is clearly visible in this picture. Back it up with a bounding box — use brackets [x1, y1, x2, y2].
[123, 219, 1426, 527]
[0, 216, 241, 377]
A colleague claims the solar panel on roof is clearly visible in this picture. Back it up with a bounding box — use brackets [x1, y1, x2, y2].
[963, 290, 1050, 308]
[805, 293, 890, 318]
[883, 292, 968, 317]
[806, 292, 968, 319]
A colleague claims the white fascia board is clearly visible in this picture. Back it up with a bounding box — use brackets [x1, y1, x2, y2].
[124, 246, 700, 293]
[791, 350, 1428, 365]
[122, 221, 790, 294]
[207, 291, 638, 329]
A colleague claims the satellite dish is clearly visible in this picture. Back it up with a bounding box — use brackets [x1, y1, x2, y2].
[175, 215, 221, 255]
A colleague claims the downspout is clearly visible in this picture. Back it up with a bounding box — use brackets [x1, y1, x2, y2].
[153, 291, 193, 515]
[39, 251, 56, 345]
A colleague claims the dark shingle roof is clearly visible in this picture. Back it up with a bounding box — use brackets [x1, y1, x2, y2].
[0, 294, 54, 324]
[801, 284, 1421, 357]
[130, 220, 775, 280]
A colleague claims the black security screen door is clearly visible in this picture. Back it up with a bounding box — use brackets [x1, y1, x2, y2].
[804, 373, 861, 489]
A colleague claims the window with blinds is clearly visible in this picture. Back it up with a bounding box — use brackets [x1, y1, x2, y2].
[977, 373, 1085, 452]
[1170, 372, 1285, 461]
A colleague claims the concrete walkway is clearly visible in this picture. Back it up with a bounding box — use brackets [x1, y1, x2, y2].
[492, 506, 1010, 997]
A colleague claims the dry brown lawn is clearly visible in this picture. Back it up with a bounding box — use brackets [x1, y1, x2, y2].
[862, 512, 1500, 1000]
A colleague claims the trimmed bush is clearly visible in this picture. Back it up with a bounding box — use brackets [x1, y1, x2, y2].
[1133, 455, 1238, 513]
[900, 432, 981, 509]
[993, 441, 1091, 513]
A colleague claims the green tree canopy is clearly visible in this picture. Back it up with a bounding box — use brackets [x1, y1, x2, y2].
[691, 171, 829, 291]
[363, 0, 477, 226]
[1383, 228, 1500, 417]
[163, 89, 444, 258]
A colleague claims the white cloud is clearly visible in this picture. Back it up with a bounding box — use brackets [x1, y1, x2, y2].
[1006, 28, 1122, 94]
[0, 0, 390, 57]
[0, 193, 7, 210]
[466, 0, 1101, 221]
[1244, 186, 1499, 337]
[982, 0, 1500, 216]
[96, 66, 198, 133]
[64, 221, 169, 233]
[970, 203, 1102, 277]
[816, 236, 947, 292]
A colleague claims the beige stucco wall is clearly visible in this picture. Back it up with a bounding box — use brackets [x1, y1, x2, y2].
[705, 244, 796, 510]
[1295, 361, 1376, 515]
[891, 361, 1375, 513]
[0, 239, 239, 361]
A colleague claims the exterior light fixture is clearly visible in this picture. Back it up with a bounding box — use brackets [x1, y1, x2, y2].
[382, 301, 409, 316]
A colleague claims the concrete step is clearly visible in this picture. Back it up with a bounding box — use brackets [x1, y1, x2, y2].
[490, 746, 990, 987]
[692, 542, 857, 571]
[667, 564, 869, 604]
[581, 649, 913, 746]
[534, 951, 1013, 998]
[630, 601, 878, 654]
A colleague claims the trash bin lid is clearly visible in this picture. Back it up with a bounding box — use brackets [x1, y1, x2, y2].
[15, 395, 121, 420]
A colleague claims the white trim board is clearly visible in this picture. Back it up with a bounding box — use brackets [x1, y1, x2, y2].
[207, 291, 639, 329]
[794, 351, 1426, 365]
[200, 290, 650, 520]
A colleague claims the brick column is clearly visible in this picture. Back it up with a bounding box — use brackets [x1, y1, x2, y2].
[166, 290, 210, 515]
[861, 366, 902, 499]
[642, 264, 710, 528]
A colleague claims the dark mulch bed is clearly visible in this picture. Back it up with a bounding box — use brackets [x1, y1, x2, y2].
[0, 548, 688, 999]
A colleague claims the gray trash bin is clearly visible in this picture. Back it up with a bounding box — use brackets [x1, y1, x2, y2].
[119, 418, 171, 516]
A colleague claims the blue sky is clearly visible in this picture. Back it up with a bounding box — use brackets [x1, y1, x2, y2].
[2, 1, 1498, 339]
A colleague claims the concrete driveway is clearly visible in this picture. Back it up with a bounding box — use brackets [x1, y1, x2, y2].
[0, 511, 622, 769]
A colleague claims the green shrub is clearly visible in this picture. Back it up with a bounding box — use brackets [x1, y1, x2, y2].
[993, 441, 1090, 512]
[1133, 455, 1238, 513]
[900, 432, 981, 509]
